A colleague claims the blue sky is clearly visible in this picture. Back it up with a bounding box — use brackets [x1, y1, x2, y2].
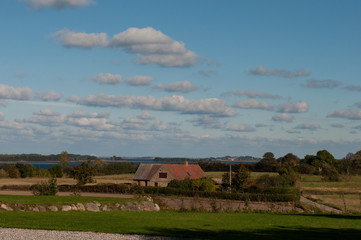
[1, 0, 361, 158]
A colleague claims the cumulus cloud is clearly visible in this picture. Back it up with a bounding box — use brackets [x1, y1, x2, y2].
[345, 85, 361, 91]
[20, 0, 95, 10]
[327, 109, 361, 120]
[22, 109, 116, 131]
[66, 117, 116, 131]
[137, 112, 154, 120]
[91, 73, 123, 85]
[51, 27, 199, 67]
[277, 102, 308, 113]
[126, 76, 154, 86]
[23, 109, 65, 127]
[233, 99, 273, 110]
[303, 79, 341, 89]
[52, 28, 108, 49]
[272, 113, 294, 123]
[68, 94, 236, 117]
[68, 109, 110, 119]
[150, 120, 171, 131]
[190, 115, 224, 129]
[35, 91, 63, 101]
[222, 90, 281, 99]
[154, 80, 197, 93]
[249, 65, 311, 78]
[227, 124, 255, 132]
[0, 84, 32, 100]
[294, 124, 320, 131]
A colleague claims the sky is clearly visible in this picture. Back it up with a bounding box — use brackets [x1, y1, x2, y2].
[0, 0, 361, 159]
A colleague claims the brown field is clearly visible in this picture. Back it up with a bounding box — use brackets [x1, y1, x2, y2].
[0, 174, 136, 187]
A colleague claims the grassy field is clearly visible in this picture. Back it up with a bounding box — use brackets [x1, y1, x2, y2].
[0, 211, 361, 240]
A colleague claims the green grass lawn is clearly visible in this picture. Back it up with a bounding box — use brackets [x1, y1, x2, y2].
[0, 195, 137, 205]
[0, 211, 361, 240]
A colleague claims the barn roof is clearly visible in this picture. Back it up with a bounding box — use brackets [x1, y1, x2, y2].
[133, 164, 162, 180]
[133, 163, 206, 181]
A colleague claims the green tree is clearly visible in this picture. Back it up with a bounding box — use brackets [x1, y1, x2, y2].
[49, 165, 63, 178]
[232, 163, 250, 191]
[256, 152, 280, 172]
[58, 151, 72, 175]
[352, 150, 361, 174]
[71, 161, 96, 186]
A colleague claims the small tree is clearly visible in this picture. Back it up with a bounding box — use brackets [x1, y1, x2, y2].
[71, 161, 96, 186]
[232, 163, 250, 191]
[31, 176, 58, 196]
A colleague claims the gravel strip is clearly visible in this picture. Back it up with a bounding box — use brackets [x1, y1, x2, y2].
[0, 228, 195, 240]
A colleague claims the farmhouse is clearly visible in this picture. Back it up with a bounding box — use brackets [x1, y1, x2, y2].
[133, 162, 206, 187]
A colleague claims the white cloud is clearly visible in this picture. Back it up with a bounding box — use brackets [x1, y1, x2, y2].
[0, 112, 4, 121]
[91, 73, 123, 85]
[22, 109, 116, 131]
[66, 117, 116, 131]
[0, 84, 32, 100]
[23, 109, 65, 127]
[222, 90, 281, 99]
[327, 109, 361, 120]
[150, 120, 171, 131]
[52, 28, 108, 49]
[35, 91, 63, 101]
[126, 76, 154, 86]
[20, 0, 95, 10]
[52, 27, 199, 67]
[68, 109, 110, 119]
[277, 102, 308, 113]
[0, 120, 25, 129]
[233, 99, 273, 110]
[68, 94, 236, 116]
[294, 124, 320, 131]
[303, 79, 341, 89]
[249, 65, 311, 78]
[154, 80, 197, 93]
[272, 113, 294, 122]
[137, 112, 154, 120]
[227, 124, 255, 132]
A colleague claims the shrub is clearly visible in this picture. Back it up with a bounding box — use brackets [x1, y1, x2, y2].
[30, 177, 58, 196]
[0, 169, 6, 178]
[7, 168, 20, 178]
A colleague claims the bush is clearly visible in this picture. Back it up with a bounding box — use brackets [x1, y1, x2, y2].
[322, 164, 341, 182]
[30, 177, 58, 196]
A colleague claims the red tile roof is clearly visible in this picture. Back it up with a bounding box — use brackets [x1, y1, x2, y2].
[133, 163, 206, 181]
[163, 164, 207, 180]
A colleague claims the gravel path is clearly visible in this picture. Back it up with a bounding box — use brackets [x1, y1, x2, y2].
[0, 228, 195, 240]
